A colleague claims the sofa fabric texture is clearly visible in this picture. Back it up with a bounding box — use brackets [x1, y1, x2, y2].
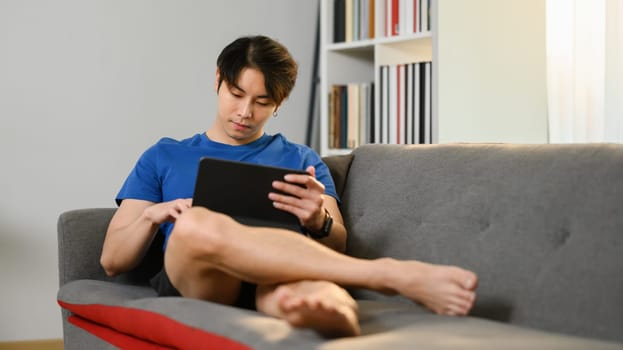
[57, 143, 623, 349]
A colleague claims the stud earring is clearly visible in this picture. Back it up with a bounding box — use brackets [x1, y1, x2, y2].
[273, 111, 278, 117]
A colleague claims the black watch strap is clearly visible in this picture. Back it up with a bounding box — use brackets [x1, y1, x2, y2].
[302, 208, 333, 239]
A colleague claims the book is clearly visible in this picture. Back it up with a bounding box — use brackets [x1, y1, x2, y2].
[424, 61, 432, 143]
[347, 83, 360, 148]
[417, 62, 432, 143]
[419, 0, 428, 33]
[360, 83, 371, 144]
[353, 0, 360, 41]
[329, 85, 343, 148]
[369, 0, 376, 39]
[376, 66, 384, 143]
[382, 65, 390, 143]
[368, 82, 375, 143]
[334, 0, 346, 42]
[413, 62, 420, 144]
[427, 0, 431, 31]
[397, 64, 405, 144]
[403, 0, 416, 35]
[391, 0, 399, 36]
[375, 0, 385, 38]
[412, 0, 418, 34]
[406, 63, 412, 144]
[388, 64, 397, 144]
[346, 0, 353, 41]
[360, 0, 369, 40]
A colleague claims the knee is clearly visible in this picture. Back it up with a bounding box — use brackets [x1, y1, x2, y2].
[168, 207, 229, 257]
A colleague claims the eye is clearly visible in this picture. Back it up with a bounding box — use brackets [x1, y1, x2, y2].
[228, 87, 243, 98]
[256, 101, 269, 106]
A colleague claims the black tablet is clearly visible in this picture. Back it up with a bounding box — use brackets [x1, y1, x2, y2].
[192, 157, 307, 232]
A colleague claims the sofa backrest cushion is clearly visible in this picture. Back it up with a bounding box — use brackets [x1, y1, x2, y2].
[322, 153, 354, 199]
[339, 143, 623, 343]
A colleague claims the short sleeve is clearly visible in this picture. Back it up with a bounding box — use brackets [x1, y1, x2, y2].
[304, 151, 340, 204]
[115, 144, 163, 205]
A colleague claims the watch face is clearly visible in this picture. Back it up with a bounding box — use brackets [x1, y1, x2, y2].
[316, 210, 332, 238]
[322, 215, 333, 235]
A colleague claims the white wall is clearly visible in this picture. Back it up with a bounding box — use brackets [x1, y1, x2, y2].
[0, 0, 318, 341]
[605, 0, 623, 142]
[436, 0, 548, 143]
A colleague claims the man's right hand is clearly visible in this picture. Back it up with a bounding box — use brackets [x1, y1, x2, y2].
[143, 198, 193, 225]
[101, 198, 191, 276]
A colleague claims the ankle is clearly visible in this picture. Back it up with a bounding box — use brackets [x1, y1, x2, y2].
[370, 257, 402, 295]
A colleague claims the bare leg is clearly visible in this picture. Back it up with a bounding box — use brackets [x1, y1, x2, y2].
[164, 218, 242, 304]
[165, 207, 477, 316]
[256, 281, 360, 338]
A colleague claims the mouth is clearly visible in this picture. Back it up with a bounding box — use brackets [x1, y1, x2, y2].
[231, 121, 251, 131]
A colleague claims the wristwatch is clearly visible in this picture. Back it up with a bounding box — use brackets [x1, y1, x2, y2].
[302, 208, 333, 239]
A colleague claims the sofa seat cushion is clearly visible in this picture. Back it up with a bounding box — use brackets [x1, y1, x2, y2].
[58, 279, 623, 350]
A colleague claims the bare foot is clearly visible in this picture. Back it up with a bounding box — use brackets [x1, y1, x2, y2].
[385, 259, 478, 316]
[262, 281, 361, 338]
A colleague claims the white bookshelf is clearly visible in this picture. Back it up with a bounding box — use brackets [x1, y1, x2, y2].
[319, 0, 548, 156]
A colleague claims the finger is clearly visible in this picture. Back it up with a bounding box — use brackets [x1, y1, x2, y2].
[274, 179, 324, 198]
[272, 201, 312, 223]
[272, 182, 309, 201]
[169, 208, 182, 220]
[269, 191, 319, 216]
[271, 198, 305, 215]
[282, 172, 323, 190]
[306, 165, 316, 178]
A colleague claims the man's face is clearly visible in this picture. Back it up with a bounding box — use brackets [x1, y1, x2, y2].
[212, 68, 278, 145]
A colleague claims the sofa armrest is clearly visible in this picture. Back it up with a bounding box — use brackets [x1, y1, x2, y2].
[58, 208, 164, 288]
[57, 208, 117, 287]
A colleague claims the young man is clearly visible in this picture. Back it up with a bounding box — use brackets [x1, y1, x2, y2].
[100, 35, 478, 338]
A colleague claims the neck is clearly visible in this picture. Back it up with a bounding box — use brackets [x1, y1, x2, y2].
[205, 128, 263, 146]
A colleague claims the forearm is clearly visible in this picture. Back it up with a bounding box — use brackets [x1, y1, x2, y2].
[314, 220, 347, 253]
[100, 209, 159, 276]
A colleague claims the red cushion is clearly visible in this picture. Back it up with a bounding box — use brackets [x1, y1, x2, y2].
[59, 300, 251, 350]
[69, 315, 170, 349]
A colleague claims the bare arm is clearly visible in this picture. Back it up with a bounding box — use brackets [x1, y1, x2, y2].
[100, 198, 191, 276]
[269, 166, 348, 253]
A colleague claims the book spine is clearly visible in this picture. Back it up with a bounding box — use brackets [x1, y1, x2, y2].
[414, 62, 420, 144]
[413, 0, 418, 33]
[382, 65, 389, 143]
[334, 0, 346, 42]
[391, 0, 399, 36]
[353, 0, 360, 41]
[369, 0, 375, 39]
[419, 0, 428, 33]
[346, 0, 353, 42]
[376, 66, 384, 143]
[424, 61, 432, 143]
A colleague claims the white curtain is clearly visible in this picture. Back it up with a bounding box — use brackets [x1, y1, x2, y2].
[546, 0, 623, 143]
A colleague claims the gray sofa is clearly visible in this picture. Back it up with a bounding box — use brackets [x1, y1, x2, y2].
[57, 143, 623, 349]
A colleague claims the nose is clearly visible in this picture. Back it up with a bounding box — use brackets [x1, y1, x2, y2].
[239, 99, 253, 118]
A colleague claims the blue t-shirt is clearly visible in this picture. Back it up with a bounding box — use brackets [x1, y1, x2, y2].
[116, 132, 338, 248]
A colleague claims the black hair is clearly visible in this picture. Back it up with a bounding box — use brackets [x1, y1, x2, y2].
[216, 35, 298, 106]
